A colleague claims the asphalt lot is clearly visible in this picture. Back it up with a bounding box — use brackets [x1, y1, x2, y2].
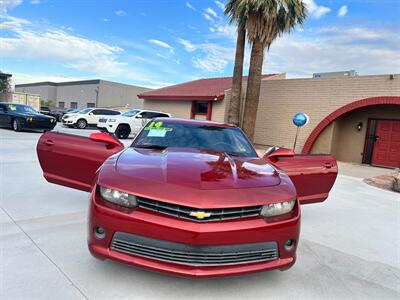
[0, 124, 399, 300]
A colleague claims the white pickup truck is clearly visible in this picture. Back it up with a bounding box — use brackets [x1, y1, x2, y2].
[97, 109, 171, 139]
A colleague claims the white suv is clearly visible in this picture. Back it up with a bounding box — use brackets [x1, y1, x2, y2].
[62, 108, 121, 129]
[97, 109, 171, 139]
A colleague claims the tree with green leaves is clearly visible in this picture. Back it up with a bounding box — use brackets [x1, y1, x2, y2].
[0, 72, 12, 94]
[225, 0, 307, 141]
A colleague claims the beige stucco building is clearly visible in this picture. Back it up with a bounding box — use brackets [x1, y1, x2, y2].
[140, 73, 400, 168]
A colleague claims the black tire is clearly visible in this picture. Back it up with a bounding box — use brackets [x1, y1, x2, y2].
[115, 125, 130, 139]
[12, 119, 22, 132]
[76, 119, 87, 129]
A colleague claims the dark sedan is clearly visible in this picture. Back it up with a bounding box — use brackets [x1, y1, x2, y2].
[0, 102, 57, 132]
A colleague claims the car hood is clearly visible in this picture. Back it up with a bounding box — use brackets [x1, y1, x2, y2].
[98, 148, 296, 208]
[115, 147, 281, 190]
[13, 112, 53, 119]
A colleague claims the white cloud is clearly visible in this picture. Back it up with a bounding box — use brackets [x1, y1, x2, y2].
[30, 0, 40, 4]
[0, 28, 126, 75]
[0, 15, 29, 30]
[338, 5, 348, 18]
[215, 1, 225, 11]
[103, 18, 109, 22]
[0, 0, 22, 12]
[178, 38, 233, 73]
[303, 0, 331, 19]
[177, 38, 196, 52]
[204, 7, 218, 18]
[11, 72, 82, 86]
[186, 2, 195, 11]
[264, 26, 400, 77]
[192, 45, 230, 73]
[115, 10, 127, 17]
[203, 13, 213, 22]
[148, 39, 174, 53]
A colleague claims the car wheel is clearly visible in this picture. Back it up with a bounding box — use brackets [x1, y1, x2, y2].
[12, 119, 22, 132]
[76, 119, 87, 129]
[115, 125, 130, 139]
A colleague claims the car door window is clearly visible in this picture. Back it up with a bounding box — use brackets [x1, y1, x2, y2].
[102, 110, 119, 115]
[155, 113, 169, 118]
[140, 112, 156, 119]
[91, 109, 103, 115]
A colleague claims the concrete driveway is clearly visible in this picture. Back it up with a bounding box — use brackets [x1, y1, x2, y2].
[1, 125, 399, 300]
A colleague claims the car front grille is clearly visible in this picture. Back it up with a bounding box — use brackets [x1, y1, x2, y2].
[111, 232, 278, 266]
[136, 197, 262, 222]
[33, 119, 53, 125]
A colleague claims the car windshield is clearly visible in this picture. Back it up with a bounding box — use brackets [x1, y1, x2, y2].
[6, 104, 37, 113]
[132, 121, 257, 157]
[79, 108, 92, 114]
[122, 110, 140, 117]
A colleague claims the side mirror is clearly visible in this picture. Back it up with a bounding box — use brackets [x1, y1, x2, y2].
[265, 148, 295, 161]
[136, 114, 143, 119]
[89, 132, 123, 148]
[89, 112, 94, 115]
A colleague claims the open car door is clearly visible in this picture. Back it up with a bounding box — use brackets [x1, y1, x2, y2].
[37, 132, 124, 192]
[264, 148, 338, 204]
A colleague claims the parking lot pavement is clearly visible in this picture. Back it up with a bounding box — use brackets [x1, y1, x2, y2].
[1, 126, 399, 300]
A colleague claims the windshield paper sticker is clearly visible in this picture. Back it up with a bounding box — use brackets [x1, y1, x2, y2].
[148, 129, 167, 137]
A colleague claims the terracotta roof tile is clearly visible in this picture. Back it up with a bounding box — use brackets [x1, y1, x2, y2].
[138, 74, 277, 101]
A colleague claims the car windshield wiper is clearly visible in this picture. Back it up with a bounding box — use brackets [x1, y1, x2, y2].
[225, 151, 242, 157]
[134, 144, 167, 150]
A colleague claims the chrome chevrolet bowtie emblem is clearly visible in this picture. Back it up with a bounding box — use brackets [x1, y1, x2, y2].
[190, 211, 212, 219]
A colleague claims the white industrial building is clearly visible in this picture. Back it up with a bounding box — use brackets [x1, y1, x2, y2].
[15, 79, 152, 109]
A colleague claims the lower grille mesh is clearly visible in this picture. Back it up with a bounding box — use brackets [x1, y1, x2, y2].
[111, 232, 278, 266]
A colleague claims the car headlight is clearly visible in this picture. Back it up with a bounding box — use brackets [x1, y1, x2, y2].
[108, 119, 116, 122]
[260, 200, 296, 217]
[63, 115, 69, 119]
[99, 186, 138, 208]
[27, 117, 33, 122]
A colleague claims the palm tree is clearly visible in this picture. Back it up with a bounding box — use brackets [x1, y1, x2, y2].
[228, 0, 307, 141]
[224, 1, 247, 126]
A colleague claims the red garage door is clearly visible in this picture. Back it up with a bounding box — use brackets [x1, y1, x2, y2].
[372, 120, 400, 168]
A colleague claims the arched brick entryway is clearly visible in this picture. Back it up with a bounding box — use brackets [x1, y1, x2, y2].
[302, 96, 400, 154]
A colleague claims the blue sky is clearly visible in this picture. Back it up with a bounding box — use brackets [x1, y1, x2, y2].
[1, 0, 399, 88]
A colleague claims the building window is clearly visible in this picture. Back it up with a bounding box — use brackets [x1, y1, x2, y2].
[191, 101, 213, 120]
[194, 101, 209, 114]
[58, 102, 65, 108]
[70, 102, 78, 109]
[87, 102, 95, 108]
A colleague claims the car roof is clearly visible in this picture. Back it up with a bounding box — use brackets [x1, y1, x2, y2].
[0, 102, 26, 105]
[140, 109, 170, 114]
[152, 117, 237, 128]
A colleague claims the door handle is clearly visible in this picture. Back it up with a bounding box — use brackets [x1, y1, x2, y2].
[45, 140, 54, 146]
[324, 163, 333, 168]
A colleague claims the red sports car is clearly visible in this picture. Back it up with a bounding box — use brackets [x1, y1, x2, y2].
[37, 118, 337, 278]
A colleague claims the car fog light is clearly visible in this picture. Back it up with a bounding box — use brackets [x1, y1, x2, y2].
[284, 239, 295, 251]
[94, 226, 106, 239]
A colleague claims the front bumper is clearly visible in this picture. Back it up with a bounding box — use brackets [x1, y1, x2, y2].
[62, 119, 76, 125]
[88, 190, 300, 278]
[97, 122, 117, 133]
[23, 119, 56, 130]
